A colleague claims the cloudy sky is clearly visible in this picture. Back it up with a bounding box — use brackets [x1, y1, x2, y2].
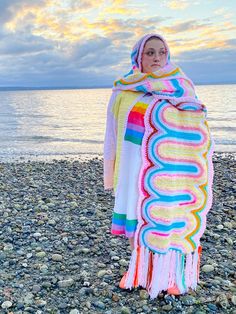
[0, 0, 236, 88]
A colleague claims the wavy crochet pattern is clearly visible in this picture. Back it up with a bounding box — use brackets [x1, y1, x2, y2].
[138, 100, 213, 253]
[123, 99, 214, 297]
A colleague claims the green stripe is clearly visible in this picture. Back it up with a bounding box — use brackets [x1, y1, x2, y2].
[112, 213, 138, 226]
[113, 212, 126, 220]
[124, 134, 142, 145]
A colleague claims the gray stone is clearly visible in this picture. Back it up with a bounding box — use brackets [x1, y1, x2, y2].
[162, 304, 173, 311]
[232, 295, 236, 305]
[207, 303, 217, 311]
[216, 293, 229, 309]
[121, 307, 131, 314]
[69, 310, 80, 314]
[1, 301, 13, 309]
[97, 270, 107, 278]
[51, 253, 63, 261]
[181, 295, 196, 305]
[226, 238, 233, 245]
[24, 292, 34, 305]
[33, 232, 42, 238]
[93, 301, 106, 309]
[35, 251, 46, 258]
[139, 289, 149, 300]
[39, 264, 48, 273]
[202, 264, 214, 272]
[119, 259, 128, 266]
[58, 278, 74, 288]
[3, 243, 13, 251]
[32, 284, 41, 293]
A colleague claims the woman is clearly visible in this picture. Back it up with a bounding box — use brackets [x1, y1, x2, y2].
[103, 33, 214, 298]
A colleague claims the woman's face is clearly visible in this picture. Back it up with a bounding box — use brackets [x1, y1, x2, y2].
[141, 38, 167, 73]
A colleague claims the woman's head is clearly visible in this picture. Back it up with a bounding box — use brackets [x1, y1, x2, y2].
[141, 37, 167, 73]
[131, 34, 170, 73]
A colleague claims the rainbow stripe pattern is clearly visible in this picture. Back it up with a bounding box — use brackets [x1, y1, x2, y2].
[124, 101, 148, 145]
[111, 213, 137, 238]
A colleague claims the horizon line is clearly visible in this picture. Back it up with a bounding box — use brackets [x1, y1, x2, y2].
[0, 81, 236, 91]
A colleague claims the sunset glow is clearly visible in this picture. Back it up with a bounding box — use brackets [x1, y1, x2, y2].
[0, 0, 235, 87]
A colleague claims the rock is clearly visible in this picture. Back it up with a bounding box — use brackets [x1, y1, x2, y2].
[81, 248, 90, 254]
[1, 301, 13, 309]
[226, 238, 233, 245]
[202, 264, 214, 272]
[119, 259, 128, 266]
[36, 251, 46, 258]
[111, 255, 120, 261]
[232, 295, 236, 305]
[181, 295, 196, 305]
[223, 222, 233, 229]
[35, 299, 47, 307]
[58, 278, 74, 288]
[121, 307, 131, 314]
[16, 302, 25, 310]
[58, 302, 68, 309]
[207, 303, 217, 311]
[51, 253, 63, 261]
[97, 270, 107, 278]
[24, 292, 34, 305]
[139, 289, 149, 300]
[39, 264, 48, 273]
[93, 300, 105, 310]
[70, 310, 80, 314]
[162, 304, 173, 311]
[216, 293, 229, 309]
[112, 293, 119, 302]
[3, 243, 13, 251]
[32, 284, 41, 293]
[33, 232, 42, 238]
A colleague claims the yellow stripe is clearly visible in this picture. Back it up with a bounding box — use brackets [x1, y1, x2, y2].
[114, 68, 180, 86]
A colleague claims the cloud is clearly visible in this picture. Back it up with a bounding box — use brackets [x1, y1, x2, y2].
[161, 20, 210, 34]
[0, 33, 54, 56]
[165, 0, 190, 10]
[0, 1, 235, 87]
[176, 48, 236, 84]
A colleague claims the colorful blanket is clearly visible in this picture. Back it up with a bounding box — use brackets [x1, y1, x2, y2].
[111, 34, 214, 297]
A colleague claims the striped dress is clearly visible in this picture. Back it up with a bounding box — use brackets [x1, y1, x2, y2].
[103, 91, 154, 238]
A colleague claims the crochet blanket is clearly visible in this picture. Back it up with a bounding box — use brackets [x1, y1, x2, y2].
[109, 34, 214, 297]
[122, 96, 214, 298]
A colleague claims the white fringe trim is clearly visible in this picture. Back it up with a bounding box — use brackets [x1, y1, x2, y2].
[123, 245, 201, 299]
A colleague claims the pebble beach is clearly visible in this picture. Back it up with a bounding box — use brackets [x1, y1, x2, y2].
[0, 153, 235, 314]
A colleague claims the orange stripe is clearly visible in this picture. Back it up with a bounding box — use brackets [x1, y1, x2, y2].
[133, 246, 141, 287]
[146, 251, 153, 288]
[114, 68, 180, 86]
[197, 245, 202, 281]
[132, 107, 146, 114]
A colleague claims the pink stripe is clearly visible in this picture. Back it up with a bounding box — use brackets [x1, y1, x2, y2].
[128, 112, 144, 126]
[127, 122, 145, 133]
[151, 232, 169, 237]
[111, 224, 125, 231]
[111, 230, 124, 235]
[111, 229, 135, 238]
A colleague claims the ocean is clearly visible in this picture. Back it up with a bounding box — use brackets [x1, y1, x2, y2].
[0, 85, 235, 162]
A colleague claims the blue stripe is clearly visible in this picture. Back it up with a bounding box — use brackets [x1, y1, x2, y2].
[125, 128, 144, 138]
[112, 218, 137, 231]
[154, 221, 186, 231]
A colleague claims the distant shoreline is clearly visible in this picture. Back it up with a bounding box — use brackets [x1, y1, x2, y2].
[0, 82, 236, 92]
